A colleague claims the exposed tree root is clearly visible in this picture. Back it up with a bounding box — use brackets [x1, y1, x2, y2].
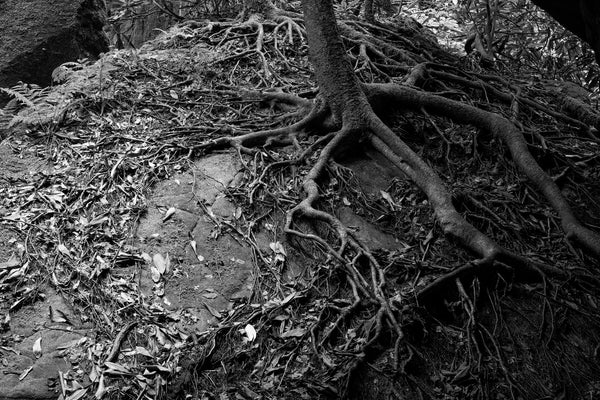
[362, 82, 600, 258]
[170, 4, 600, 397]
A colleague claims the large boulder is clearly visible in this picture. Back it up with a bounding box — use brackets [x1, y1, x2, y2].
[0, 0, 108, 92]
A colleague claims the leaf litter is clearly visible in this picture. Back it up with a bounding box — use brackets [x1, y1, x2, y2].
[1, 6, 600, 400]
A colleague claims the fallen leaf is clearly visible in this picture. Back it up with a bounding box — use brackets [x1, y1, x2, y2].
[280, 328, 306, 338]
[153, 253, 167, 274]
[135, 346, 153, 358]
[204, 303, 222, 319]
[32, 337, 42, 358]
[190, 240, 204, 262]
[57, 244, 71, 256]
[19, 366, 33, 381]
[3, 212, 23, 222]
[244, 324, 257, 342]
[0, 254, 20, 270]
[66, 388, 87, 400]
[141, 252, 152, 263]
[162, 207, 176, 222]
[269, 241, 286, 263]
[150, 266, 161, 283]
[49, 306, 71, 324]
[94, 374, 107, 399]
[380, 190, 396, 209]
[104, 361, 130, 375]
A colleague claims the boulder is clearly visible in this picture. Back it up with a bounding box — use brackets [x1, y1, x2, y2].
[0, 0, 108, 93]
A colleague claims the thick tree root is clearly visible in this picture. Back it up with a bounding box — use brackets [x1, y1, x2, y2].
[363, 83, 600, 259]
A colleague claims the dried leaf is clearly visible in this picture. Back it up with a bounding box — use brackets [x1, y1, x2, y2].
[190, 240, 204, 262]
[141, 252, 152, 263]
[162, 207, 176, 222]
[94, 374, 107, 399]
[153, 253, 167, 275]
[32, 337, 42, 358]
[104, 361, 130, 375]
[49, 306, 71, 324]
[280, 328, 306, 338]
[380, 190, 396, 209]
[150, 266, 161, 283]
[3, 212, 23, 222]
[66, 388, 87, 400]
[269, 241, 286, 263]
[204, 303, 222, 319]
[19, 366, 33, 381]
[135, 346, 153, 358]
[57, 244, 71, 256]
[0, 254, 20, 270]
[244, 324, 257, 342]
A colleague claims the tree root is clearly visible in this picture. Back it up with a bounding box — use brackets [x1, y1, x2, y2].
[180, 9, 600, 396]
[363, 82, 600, 259]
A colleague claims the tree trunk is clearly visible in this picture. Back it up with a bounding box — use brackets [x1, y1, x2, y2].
[301, 0, 371, 127]
[362, 0, 375, 22]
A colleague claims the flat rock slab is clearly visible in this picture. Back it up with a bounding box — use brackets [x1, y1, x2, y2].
[0, 143, 85, 400]
[136, 152, 256, 333]
[0, 288, 89, 400]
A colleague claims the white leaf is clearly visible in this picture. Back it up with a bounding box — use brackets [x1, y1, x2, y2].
[57, 244, 71, 256]
[280, 328, 306, 338]
[66, 388, 87, 400]
[150, 266, 161, 283]
[19, 366, 33, 381]
[244, 324, 257, 342]
[94, 374, 107, 399]
[32, 337, 42, 358]
[162, 207, 176, 222]
[153, 254, 167, 274]
[141, 252, 152, 263]
[104, 361, 130, 375]
[380, 190, 396, 209]
[135, 346, 153, 358]
[190, 240, 204, 262]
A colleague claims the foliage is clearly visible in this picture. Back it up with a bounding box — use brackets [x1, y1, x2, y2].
[458, 0, 600, 88]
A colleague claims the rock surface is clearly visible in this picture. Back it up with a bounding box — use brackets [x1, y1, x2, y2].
[0, 0, 108, 93]
[0, 144, 90, 400]
[135, 153, 259, 334]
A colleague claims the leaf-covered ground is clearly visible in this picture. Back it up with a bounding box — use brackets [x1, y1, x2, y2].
[1, 2, 600, 399]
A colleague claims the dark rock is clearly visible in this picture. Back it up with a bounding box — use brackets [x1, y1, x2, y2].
[0, 0, 108, 95]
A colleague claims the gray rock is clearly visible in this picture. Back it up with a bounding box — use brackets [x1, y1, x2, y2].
[0, 0, 108, 99]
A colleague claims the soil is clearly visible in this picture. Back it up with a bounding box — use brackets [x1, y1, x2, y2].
[1, 6, 600, 399]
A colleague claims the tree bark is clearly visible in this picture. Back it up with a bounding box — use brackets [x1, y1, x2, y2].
[301, 0, 371, 127]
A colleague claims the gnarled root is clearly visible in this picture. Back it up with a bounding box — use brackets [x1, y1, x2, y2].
[363, 83, 600, 259]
